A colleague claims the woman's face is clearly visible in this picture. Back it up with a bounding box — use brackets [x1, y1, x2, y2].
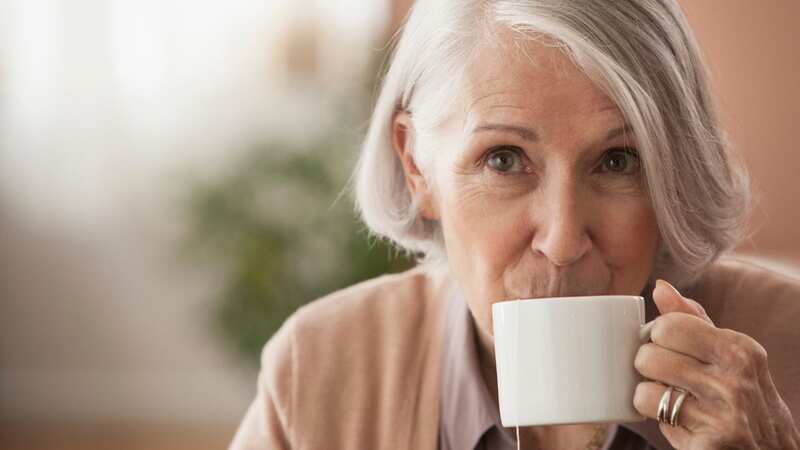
[397, 38, 660, 347]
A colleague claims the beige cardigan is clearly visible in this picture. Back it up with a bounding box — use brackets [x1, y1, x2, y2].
[229, 257, 800, 449]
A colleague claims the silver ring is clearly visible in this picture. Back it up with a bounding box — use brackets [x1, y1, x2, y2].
[656, 386, 673, 424]
[670, 388, 688, 427]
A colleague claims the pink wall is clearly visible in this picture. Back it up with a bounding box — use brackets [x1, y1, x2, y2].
[678, 0, 800, 264]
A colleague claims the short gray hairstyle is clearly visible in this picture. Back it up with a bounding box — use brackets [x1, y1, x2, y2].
[353, 0, 751, 288]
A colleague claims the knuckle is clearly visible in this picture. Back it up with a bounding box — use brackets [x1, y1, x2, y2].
[748, 339, 769, 368]
[718, 329, 768, 373]
[727, 343, 750, 369]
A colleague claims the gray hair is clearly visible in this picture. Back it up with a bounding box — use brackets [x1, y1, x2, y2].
[353, 0, 751, 288]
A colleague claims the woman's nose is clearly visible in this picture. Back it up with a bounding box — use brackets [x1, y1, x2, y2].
[530, 177, 593, 267]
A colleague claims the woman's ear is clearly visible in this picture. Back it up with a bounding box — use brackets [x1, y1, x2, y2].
[391, 111, 439, 220]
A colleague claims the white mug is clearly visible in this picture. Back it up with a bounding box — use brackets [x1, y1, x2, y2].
[492, 295, 648, 427]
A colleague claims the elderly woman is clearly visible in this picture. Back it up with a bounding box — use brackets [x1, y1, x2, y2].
[231, 1, 800, 449]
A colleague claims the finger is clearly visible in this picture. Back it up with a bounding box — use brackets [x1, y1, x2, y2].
[658, 421, 691, 450]
[634, 342, 722, 403]
[650, 312, 722, 364]
[683, 297, 711, 322]
[653, 279, 713, 325]
[633, 381, 703, 432]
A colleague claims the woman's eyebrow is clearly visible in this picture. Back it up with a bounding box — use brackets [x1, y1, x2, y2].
[472, 124, 539, 142]
[606, 124, 633, 141]
[472, 123, 632, 143]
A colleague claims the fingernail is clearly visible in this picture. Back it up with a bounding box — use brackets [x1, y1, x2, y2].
[639, 320, 655, 342]
[654, 279, 667, 295]
[655, 279, 679, 297]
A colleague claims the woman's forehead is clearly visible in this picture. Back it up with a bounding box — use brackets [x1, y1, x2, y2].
[459, 38, 619, 123]
[441, 45, 624, 146]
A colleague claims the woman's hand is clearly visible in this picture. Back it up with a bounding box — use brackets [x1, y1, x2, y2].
[632, 279, 800, 449]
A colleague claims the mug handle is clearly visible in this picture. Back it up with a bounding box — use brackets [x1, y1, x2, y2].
[639, 320, 655, 342]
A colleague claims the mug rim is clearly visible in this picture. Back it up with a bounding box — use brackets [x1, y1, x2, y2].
[492, 295, 644, 309]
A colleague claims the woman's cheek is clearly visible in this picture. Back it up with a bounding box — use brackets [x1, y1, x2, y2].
[602, 198, 659, 263]
[441, 179, 532, 278]
[448, 179, 532, 242]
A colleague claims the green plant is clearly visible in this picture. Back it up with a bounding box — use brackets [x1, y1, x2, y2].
[180, 129, 414, 366]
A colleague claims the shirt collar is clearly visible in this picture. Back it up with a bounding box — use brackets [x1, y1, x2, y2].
[439, 286, 517, 450]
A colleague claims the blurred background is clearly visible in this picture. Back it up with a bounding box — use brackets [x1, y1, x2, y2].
[0, 0, 797, 448]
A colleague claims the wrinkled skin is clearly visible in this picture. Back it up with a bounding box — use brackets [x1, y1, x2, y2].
[633, 280, 800, 449]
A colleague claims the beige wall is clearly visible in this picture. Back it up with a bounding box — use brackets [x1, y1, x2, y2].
[678, 0, 800, 265]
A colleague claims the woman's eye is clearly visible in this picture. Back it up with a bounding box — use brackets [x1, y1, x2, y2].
[486, 147, 525, 173]
[600, 148, 640, 175]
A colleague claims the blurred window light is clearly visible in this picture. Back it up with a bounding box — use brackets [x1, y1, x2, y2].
[318, 0, 388, 37]
[111, 0, 166, 99]
[2, 0, 63, 125]
[0, 0, 390, 231]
